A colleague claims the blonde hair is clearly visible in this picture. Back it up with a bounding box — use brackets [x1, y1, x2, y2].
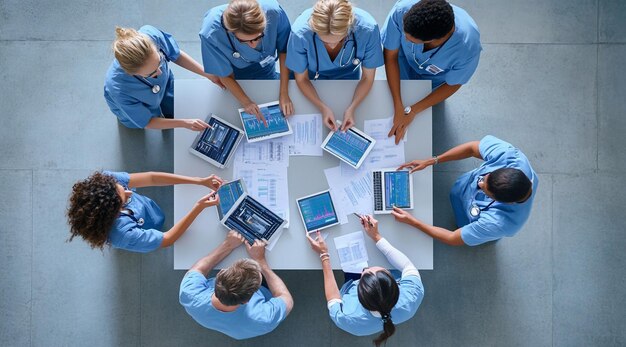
[223, 0, 266, 35]
[112, 26, 156, 74]
[309, 0, 354, 36]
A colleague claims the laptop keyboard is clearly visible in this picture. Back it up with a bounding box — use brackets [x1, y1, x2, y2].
[373, 171, 383, 211]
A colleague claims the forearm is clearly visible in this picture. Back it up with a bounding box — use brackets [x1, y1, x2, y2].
[383, 49, 403, 108]
[436, 141, 482, 163]
[375, 238, 419, 277]
[145, 172, 202, 187]
[145, 117, 185, 130]
[409, 218, 464, 246]
[347, 69, 375, 111]
[259, 260, 294, 310]
[321, 258, 341, 302]
[174, 50, 207, 77]
[410, 83, 461, 114]
[161, 205, 203, 248]
[294, 74, 328, 111]
[220, 75, 252, 106]
[278, 53, 289, 96]
[189, 242, 234, 277]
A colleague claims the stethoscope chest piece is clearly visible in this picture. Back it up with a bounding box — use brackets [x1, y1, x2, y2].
[352, 58, 361, 66]
[469, 205, 481, 218]
[232, 51, 241, 59]
[151, 85, 160, 94]
[137, 217, 145, 226]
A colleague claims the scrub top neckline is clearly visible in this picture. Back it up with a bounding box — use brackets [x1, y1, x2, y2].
[315, 34, 356, 67]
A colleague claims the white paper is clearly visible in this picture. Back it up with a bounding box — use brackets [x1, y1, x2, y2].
[234, 139, 289, 166]
[363, 138, 406, 170]
[333, 231, 369, 272]
[324, 166, 374, 217]
[284, 114, 324, 156]
[364, 117, 407, 142]
[233, 163, 290, 228]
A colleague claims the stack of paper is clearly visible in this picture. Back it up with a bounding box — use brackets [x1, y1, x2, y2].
[333, 231, 369, 273]
[283, 113, 323, 156]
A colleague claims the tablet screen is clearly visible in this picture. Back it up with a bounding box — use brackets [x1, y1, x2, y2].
[384, 171, 411, 209]
[298, 192, 339, 232]
[324, 129, 372, 166]
[217, 180, 245, 218]
[241, 103, 290, 140]
[194, 117, 240, 165]
[225, 196, 283, 240]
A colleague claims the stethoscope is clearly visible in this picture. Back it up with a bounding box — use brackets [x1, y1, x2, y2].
[222, 17, 272, 63]
[410, 40, 445, 70]
[133, 49, 167, 94]
[469, 175, 496, 218]
[119, 198, 145, 226]
[312, 32, 361, 80]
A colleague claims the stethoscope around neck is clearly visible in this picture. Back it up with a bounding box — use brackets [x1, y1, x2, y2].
[133, 49, 167, 94]
[312, 32, 361, 80]
[222, 16, 270, 63]
[469, 175, 495, 218]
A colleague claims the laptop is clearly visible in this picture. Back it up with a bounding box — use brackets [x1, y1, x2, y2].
[189, 114, 244, 169]
[238, 101, 293, 143]
[296, 190, 340, 233]
[321, 123, 376, 169]
[372, 168, 414, 214]
[221, 192, 286, 245]
[216, 179, 247, 221]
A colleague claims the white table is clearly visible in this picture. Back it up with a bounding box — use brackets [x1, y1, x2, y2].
[174, 80, 433, 270]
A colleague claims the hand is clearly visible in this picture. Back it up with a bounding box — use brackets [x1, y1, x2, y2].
[223, 230, 245, 250]
[321, 107, 337, 131]
[199, 174, 224, 190]
[391, 206, 417, 225]
[397, 158, 433, 173]
[246, 239, 267, 261]
[244, 102, 268, 127]
[195, 192, 220, 209]
[205, 73, 226, 89]
[305, 231, 328, 254]
[340, 108, 355, 131]
[388, 112, 415, 145]
[279, 91, 294, 116]
[359, 215, 381, 242]
[183, 118, 211, 131]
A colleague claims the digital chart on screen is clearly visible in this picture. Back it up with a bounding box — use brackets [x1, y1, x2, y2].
[384, 171, 411, 209]
[297, 191, 339, 232]
[324, 129, 373, 166]
[240, 102, 291, 141]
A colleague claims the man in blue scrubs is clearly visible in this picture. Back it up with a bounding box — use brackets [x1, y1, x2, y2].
[200, 0, 293, 123]
[393, 136, 538, 246]
[180, 235, 293, 339]
[286, 0, 384, 130]
[381, 0, 482, 144]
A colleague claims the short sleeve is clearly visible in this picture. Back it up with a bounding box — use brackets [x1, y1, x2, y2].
[479, 135, 514, 163]
[179, 271, 210, 306]
[113, 97, 156, 128]
[118, 226, 164, 253]
[460, 219, 504, 246]
[200, 34, 234, 77]
[393, 275, 424, 317]
[362, 25, 384, 69]
[140, 25, 181, 61]
[260, 297, 289, 327]
[444, 52, 480, 85]
[328, 300, 352, 327]
[275, 6, 291, 53]
[103, 171, 130, 187]
[285, 33, 309, 74]
[381, 6, 403, 51]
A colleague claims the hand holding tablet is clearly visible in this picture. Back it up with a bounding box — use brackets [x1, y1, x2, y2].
[321, 122, 376, 169]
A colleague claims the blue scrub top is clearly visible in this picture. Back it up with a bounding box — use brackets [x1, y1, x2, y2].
[286, 7, 384, 80]
[103, 25, 181, 128]
[449, 136, 539, 246]
[104, 171, 165, 253]
[179, 271, 288, 340]
[381, 1, 481, 88]
[328, 271, 424, 336]
[199, 0, 291, 80]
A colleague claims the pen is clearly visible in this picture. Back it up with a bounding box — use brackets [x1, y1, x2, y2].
[353, 212, 373, 227]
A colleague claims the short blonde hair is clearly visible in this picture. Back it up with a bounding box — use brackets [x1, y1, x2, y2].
[112, 26, 156, 74]
[215, 259, 262, 306]
[309, 0, 354, 36]
[223, 0, 266, 35]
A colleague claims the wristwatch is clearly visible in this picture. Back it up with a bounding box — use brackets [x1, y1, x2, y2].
[404, 106, 411, 115]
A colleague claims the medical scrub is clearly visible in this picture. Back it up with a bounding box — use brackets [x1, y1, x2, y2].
[381, 0, 481, 88]
[328, 271, 424, 336]
[104, 25, 181, 128]
[179, 271, 288, 340]
[199, 0, 291, 80]
[449, 136, 539, 246]
[286, 8, 384, 80]
[104, 171, 165, 253]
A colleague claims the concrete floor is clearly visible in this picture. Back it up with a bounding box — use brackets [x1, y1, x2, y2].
[1, 0, 625, 346]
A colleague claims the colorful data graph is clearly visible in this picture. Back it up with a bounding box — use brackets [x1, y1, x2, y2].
[299, 192, 338, 231]
[241, 104, 290, 139]
[325, 129, 371, 166]
[384, 171, 411, 209]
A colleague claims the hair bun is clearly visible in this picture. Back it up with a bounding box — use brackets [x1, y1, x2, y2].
[115, 26, 130, 39]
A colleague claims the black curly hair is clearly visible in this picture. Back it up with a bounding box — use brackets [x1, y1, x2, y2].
[403, 0, 454, 41]
[67, 172, 122, 250]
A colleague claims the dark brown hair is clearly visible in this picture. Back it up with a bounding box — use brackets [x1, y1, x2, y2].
[67, 172, 122, 250]
[358, 271, 400, 346]
[215, 259, 262, 306]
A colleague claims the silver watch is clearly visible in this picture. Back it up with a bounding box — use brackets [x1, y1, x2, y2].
[404, 106, 412, 115]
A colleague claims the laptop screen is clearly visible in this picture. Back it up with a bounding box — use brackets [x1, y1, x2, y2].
[384, 171, 411, 209]
[298, 191, 339, 232]
[323, 129, 372, 166]
[194, 117, 240, 165]
[241, 102, 290, 140]
[217, 180, 245, 219]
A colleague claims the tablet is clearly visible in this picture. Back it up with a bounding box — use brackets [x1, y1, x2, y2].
[216, 179, 247, 220]
[296, 190, 340, 233]
[321, 124, 376, 169]
[222, 193, 286, 245]
[189, 114, 244, 169]
[238, 101, 293, 143]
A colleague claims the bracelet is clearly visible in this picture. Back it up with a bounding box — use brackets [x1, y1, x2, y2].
[319, 252, 329, 259]
[432, 155, 439, 165]
[320, 256, 330, 263]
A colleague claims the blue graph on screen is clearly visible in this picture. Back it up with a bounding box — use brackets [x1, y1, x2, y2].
[241, 104, 289, 139]
[218, 181, 244, 216]
[384, 171, 411, 209]
[325, 130, 371, 166]
[299, 193, 338, 231]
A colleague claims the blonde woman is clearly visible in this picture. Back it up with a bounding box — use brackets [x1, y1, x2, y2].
[200, 0, 293, 124]
[104, 25, 223, 129]
[286, 0, 383, 130]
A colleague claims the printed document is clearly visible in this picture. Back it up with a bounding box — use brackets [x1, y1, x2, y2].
[284, 114, 323, 156]
[333, 231, 369, 273]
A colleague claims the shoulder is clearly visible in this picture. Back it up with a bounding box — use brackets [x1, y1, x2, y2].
[291, 8, 313, 37]
[451, 5, 481, 53]
[179, 272, 214, 306]
[138, 25, 168, 44]
[353, 8, 378, 32]
[392, 0, 416, 16]
[102, 171, 130, 186]
[259, 0, 284, 16]
[200, 5, 227, 38]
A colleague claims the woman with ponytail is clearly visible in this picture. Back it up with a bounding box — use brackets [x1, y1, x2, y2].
[104, 25, 224, 129]
[306, 215, 424, 346]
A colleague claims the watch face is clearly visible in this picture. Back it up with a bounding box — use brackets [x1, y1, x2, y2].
[404, 106, 411, 114]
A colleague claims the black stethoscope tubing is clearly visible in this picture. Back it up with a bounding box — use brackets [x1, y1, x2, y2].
[312, 32, 361, 80]
[132, 49, 167, 94]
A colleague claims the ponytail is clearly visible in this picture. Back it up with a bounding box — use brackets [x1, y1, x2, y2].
[112, 26, 156, 74]
[357, 271, 400, 346]
[373, 313, 396, 346]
